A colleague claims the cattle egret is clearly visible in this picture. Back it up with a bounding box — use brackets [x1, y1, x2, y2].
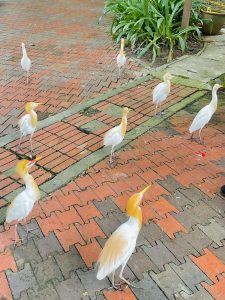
[117, 38, 126, 76]
[18, 102, 41, 154]
[5, 156, 42, 244]
[103, 107, 130, 164]
[96, 185, 151, 289]
[189, 83, 223, 143]
[21, 42, 31, 83]
[153, 73, 173, 115]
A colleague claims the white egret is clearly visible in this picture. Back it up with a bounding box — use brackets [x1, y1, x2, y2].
[189, 83, 223, 143]
[117, 38, 126, 76]
[152, 73, 173, 115]
[5, 157, 42, 244]
[21, 42, 31, 84]
[96, 185, 151, 289]
[103, 107, 130, 165]
[18, 102, 41, 154]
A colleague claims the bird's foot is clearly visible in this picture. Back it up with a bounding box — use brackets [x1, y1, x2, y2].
[107, 284, 120, 291]
[118, 277, 139, 289]
[12, 238, 23, 248]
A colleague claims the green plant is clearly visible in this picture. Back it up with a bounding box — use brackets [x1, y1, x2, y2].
[100, 0, 202, 63]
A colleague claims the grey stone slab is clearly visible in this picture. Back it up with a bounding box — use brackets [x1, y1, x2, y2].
[17, 219, 44, 241]
[55, 273, 86, 300]
[209, 244, 225, 264]
[163, 235, 199, 263]
[95, 214, 121, 237]
[133, 273, 168, 300]
[103, 104, 123, 117]
[34, 232, 63, 259]
[170, 257, 212, 292]
[171, 208, 199, 230]
[178, 284, 214, 300]
[182, 226, 212, 254]
[150, 264, 191, 300]
[27, 283, 60, 300]
[179, 186, 210, 205]
[197, 219, 225, 246]
[141, 221, 169, 246]
[142, 240, 179, 271]
[32, 256, 63, 287]
[54, 246, 85, 279]
[80, 120, 106, 133]
[192, 201, 222, 225]
[204, 195, 225, 216]
[6, 263, 38, 299]
[165, 190, 193, 211]
[158, 176, 184, 194]
[77, 269, 110, 299]
[18, 291, 29, 300]
[128, 248, 159, 280]
[13, 239, 42, 271]
[93, 197, 121, 217]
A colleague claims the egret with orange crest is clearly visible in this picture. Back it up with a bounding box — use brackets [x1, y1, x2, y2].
[5, 156, 42, 244]
[96, 185, 151, 289]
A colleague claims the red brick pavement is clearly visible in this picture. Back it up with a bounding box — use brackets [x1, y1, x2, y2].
[0, 0, 147, 137]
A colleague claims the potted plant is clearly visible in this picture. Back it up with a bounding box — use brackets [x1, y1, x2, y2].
[201, 0, 225, 35]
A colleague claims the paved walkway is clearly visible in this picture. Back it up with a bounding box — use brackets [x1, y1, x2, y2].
[0, 0, 225, 299]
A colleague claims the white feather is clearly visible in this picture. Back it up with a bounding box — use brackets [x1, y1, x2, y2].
[189, 105, 214, 133]
[21, 43, 31, 72]
[97, 217, 139, 280]
[152, 82, 169, 104]
[18, 113, 36, 136]
[103, 124, 123, 147]
[117, 53, 126, 69]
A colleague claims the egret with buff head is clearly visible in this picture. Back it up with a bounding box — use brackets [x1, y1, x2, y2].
[5, 156, 42, 245]
[96, 185, 151, 289]
[18, 102, 42, 155]
[153, 73, 173, 115]
[103, 107, 131, 165]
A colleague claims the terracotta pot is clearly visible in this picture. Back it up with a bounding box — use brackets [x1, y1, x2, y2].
[201, 9, 225, 35]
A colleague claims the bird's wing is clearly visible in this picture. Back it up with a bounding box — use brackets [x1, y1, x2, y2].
[18, 114, 34, 135]
[103, 126, 122, 147]
[117, 54, 126, 68]
[152, 82, 168, 103]
[6, 191, 34, 223]
[189, 105, 213, 133]
[96, 223, 136, 280]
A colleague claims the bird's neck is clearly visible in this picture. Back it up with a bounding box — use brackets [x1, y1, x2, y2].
[120, 113, 127, 137]
[210, 88, 218, 111]
[165, 79, 171, 93]
[23, 173, 40, 201]
[28, 109, 37, 127]
[120, 42, 124, 56]
[22, 46, 27, 58]
[128, 207, 142, 230]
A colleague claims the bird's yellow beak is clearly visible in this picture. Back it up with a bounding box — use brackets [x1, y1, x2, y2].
[139, 185, 151, 196]
[34, 155, 42, 162]
[36, 102, 42, 105]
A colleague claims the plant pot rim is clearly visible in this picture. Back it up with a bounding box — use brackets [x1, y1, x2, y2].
[201, 9, 225, 16]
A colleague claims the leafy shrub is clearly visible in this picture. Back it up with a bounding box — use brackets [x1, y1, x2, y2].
[101, 0, 202, 63]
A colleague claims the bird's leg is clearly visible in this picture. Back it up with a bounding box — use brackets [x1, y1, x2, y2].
[26, 71, 29, 84]
[17, 133, 23, 151]
[12, 223, 23, 247]
[199, 128, 204, 144]
[108, 271, 119, 290]
[109, 146, 114, 165]
[29, 133, 34, 155]
[118, 264, 136, 289]
[118, 67, 121, 78]
[24, 218, 39, 238]
[154, 105, 158, 116]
